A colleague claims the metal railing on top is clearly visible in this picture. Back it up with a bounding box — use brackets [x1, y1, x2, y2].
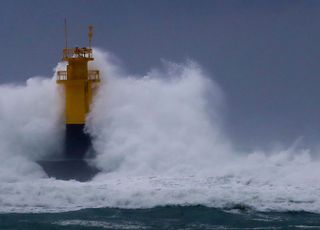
[62, 48, 93, 60]
[57, 71, 67, 80]
[88, 70, 100, 81]
[56, 70, 100, 81]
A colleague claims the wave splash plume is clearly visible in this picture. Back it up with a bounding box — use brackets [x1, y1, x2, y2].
[0, 49, 319, 213]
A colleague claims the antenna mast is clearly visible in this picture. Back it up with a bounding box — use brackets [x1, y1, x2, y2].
[64, 18, 68, 50]
[88, 25, 93, 48]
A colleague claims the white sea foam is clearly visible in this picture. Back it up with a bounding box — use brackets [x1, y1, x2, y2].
[55, 219, 148, 229]
[0, 49, 319, 213]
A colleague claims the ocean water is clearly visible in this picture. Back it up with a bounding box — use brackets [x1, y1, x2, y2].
[0, 49, 320, 229]
[2, 206, 320, 229]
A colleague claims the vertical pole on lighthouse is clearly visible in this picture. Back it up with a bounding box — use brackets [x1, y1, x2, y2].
[88, 25, 93, 48]
[64, 18, 68, 51]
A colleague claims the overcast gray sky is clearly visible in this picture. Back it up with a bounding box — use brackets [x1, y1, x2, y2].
[1, 0, 320, 150]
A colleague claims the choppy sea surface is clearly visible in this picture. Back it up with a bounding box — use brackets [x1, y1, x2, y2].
[2, 206, 320, 230]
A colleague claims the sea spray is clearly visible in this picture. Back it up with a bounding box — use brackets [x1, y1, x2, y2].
[0, 49, 319, 213]
[87, 49, 233, 175]
[0, 77, 63, 181]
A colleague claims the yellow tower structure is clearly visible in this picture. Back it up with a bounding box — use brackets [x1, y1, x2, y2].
[56, 25, 100, 158]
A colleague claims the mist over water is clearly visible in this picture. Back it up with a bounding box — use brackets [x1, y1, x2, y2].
[0, 49, 320, 213]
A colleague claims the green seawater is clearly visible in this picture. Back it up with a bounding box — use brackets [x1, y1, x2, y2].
[1, 205, 320, 229]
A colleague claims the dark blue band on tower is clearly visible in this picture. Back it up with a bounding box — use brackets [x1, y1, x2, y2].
[65, 124, 91, 159]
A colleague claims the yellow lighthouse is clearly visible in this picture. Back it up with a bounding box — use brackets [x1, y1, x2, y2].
[56, 25, 100, 158]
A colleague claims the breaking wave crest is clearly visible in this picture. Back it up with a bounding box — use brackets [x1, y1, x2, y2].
[87, 50, 232, 176]
[0, 49, 319, 213]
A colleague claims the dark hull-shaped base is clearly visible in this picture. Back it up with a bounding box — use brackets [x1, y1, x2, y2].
[65, 124, 91, 159]
[38, 124, 99, 182]
[38, 160, 99, 182]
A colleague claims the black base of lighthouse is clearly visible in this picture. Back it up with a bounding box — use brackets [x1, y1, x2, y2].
[38, 124, 99, 181]
[38, 159, 99, 182]
[65, 124, 91, 159]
